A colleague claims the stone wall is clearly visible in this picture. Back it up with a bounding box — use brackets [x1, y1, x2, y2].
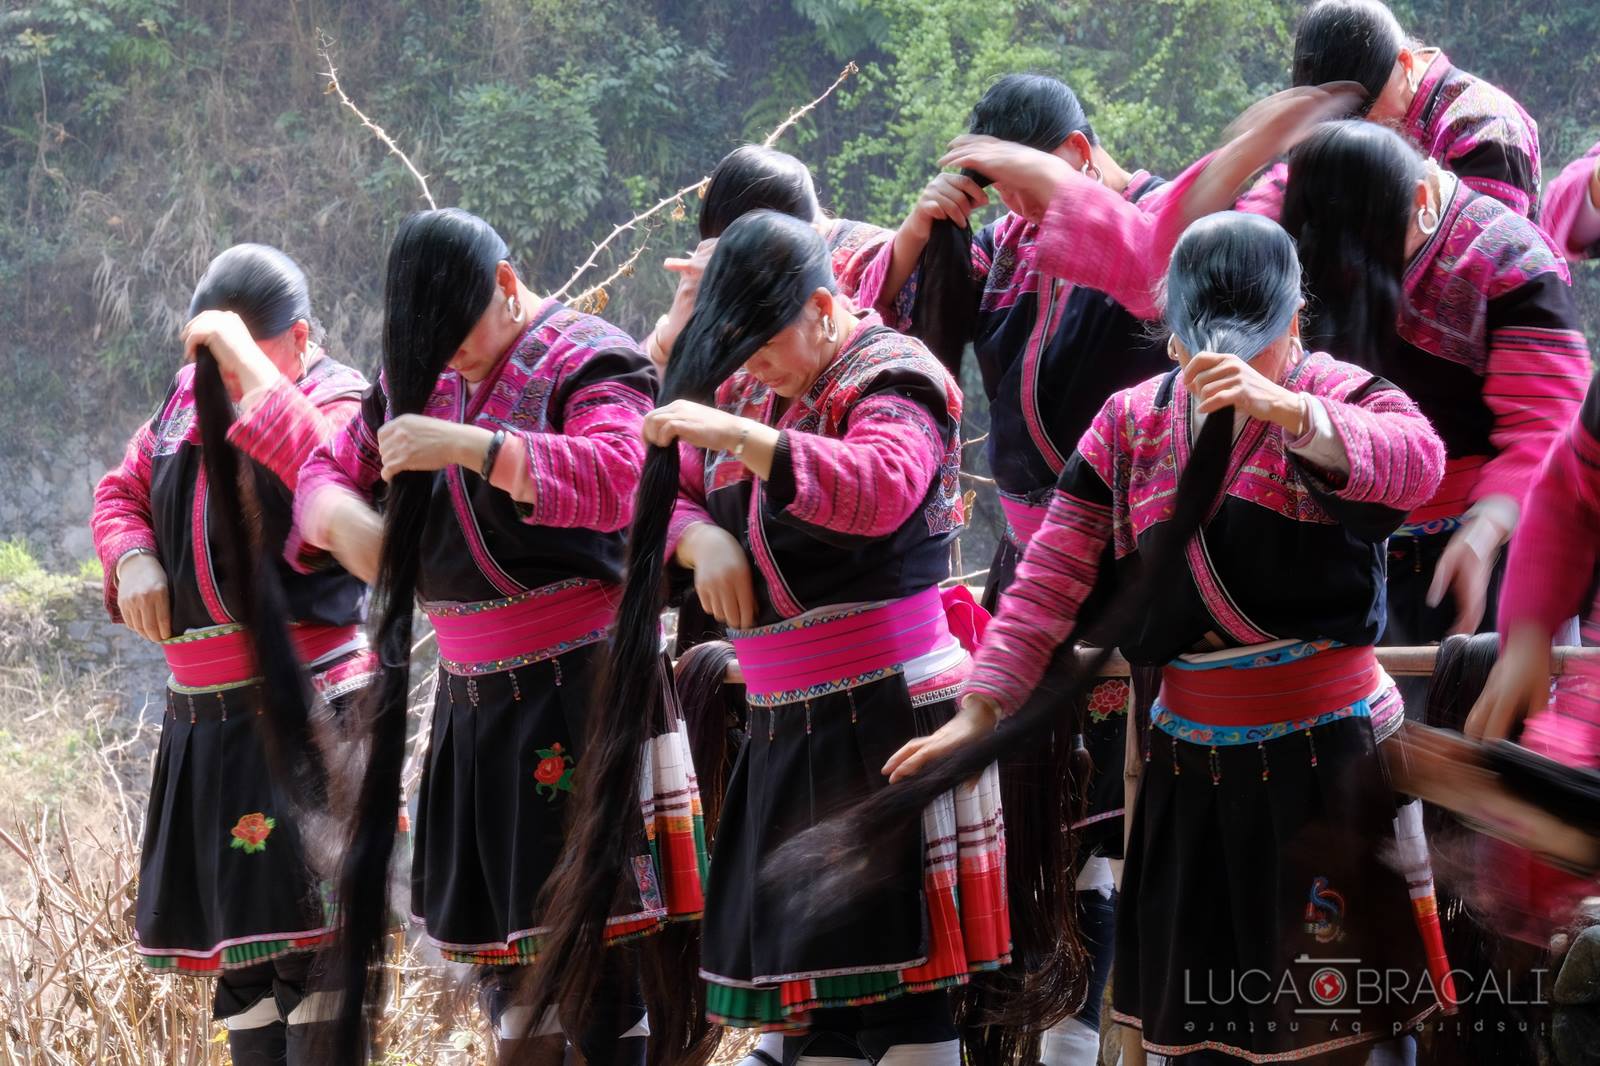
[0, 430, 130, 570]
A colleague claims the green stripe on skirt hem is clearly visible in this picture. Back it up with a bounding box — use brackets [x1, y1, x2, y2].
[705, 965, 1003, 1028]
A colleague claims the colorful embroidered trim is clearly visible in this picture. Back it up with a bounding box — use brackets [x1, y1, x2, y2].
[139, 929, 334, 974]
[424, 577, 619, 677]
[1393, 515, 1464, 538]
[1151, 699, 1371, 747]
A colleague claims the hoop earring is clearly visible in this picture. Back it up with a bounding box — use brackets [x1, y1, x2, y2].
[1081, 161, 1103, 184]
[1167, 336, 1181, 363]
[822, 314, 838, 344]
[506, 294, 524, 323]
[1289, 335, 1305, 363]
[1417, 204, 1440, 236]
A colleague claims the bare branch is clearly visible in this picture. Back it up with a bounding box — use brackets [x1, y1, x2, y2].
[551, 178, 705, 301]
[570, 231, 656, 314]
[317, 33, 437, 210]
[553, 62, 860, 302]
[761, 61, 859, 148]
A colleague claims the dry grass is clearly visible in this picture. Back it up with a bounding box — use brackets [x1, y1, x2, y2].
[0, 590, 754, 1065]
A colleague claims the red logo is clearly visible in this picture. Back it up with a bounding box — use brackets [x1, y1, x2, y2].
[1310, 967, 1347, 1006]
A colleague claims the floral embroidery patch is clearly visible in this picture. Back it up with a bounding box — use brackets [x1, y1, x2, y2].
[534, 743, 575, 799]
[230, 813, 276, 854]
[1087, 679, 1131, 722]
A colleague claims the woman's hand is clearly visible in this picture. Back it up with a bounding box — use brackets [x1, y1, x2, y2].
[642, 400, 750, 452]
[675, 522, 756, 629]
[882, 694, 1000, 783]
[376, 415, 490, 482]
[655, 239, 718, 359]
[1426, 509, 1511, 636]
[323, 495, 384, 585]
[902, 172, 991, 241]
[938, 135, 1073, 223]
[181, 310, 280, 395]
[116, 552, 172, 642]
[1465, 624, 1553, 741]
[1180, 351, 1305, 430]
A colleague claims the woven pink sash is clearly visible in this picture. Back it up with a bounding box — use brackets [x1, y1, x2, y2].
[162, 623, 359, 689]
[731, 586, 954, 702]
[999, 495, 1048, 547]
[425, 578, 619, 676]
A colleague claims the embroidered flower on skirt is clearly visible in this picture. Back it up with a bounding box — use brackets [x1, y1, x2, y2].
[534, 743, 575, 799]
[229, 813, 276, 854]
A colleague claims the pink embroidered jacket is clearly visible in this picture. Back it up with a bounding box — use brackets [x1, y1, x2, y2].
[966, 353, 1444, 715]
[292, 300, 656, 600]
[668, 318, 963, 625]
[1542, 140, 1600, 263]
[92, 353, 368, 627]
[1240, 53, 1540, 221]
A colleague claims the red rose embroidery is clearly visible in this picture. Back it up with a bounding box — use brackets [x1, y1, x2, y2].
[1087, 680, 1131, 721]
[230, 812, 276, 854]
[533, 743, 575, 800]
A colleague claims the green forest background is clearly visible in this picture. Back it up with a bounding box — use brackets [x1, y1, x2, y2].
[4, 0, 1600, 451]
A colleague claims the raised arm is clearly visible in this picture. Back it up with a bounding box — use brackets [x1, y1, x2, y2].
[288, 386, 387, 575]
[1541, 140, 1600, 262]
[228, 373, 363, 492]
[488, 346, 656, 532]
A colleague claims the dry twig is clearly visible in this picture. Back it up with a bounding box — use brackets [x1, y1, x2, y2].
[317, 34, 438, 210]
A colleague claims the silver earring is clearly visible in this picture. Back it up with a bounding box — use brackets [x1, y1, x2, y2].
[1167, 337, 1181, 363]
[1081, 161, 1103, 184]
[506, 294, 524, 323]
[822, 314, 838, 343]
[1417, 204, 1440, 236]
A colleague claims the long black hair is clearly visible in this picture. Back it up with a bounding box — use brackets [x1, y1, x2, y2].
[1279, 120, 1421, 376]
[700, 145, 821, 239]
[760, 211, 1304, 973]
[910, 73, 1095, 375]
[327, 208, 511, 1062]
[517, 211, 835, 1063]
[1292, 0, 1407, 113]
[188, 245, 327, 808]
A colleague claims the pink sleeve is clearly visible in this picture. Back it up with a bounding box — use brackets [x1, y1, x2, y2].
[1498, 405, 1600, 637]
[775, 394, 944, 539]
[1234, 162, 1287, 220]
[488, 379, 652, 532]
[228, 377, 361, 492]
[1314, 384, 1445, 510]
[964, 487, 1113, 715]
[1541, 141, 1600, 262]
[1475, 317, 1591, 509]
[1029, 151, 1216, 320]
[287, 400, 383, 573]
[666, 441, 713, 560]
[91, 424, 160, 622]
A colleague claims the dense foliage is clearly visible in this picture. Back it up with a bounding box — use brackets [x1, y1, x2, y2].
[2, 0, 1598, 445]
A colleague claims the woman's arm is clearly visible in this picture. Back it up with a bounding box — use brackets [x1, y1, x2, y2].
[91, 422, 161, 624]
[288, 386, 387, 577]
[1541, 140, 1600, 262]
[228, 376, 363, 492]
[488, 346, 656, 533]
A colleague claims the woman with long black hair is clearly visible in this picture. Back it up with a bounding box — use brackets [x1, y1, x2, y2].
[1240, 0, 1542, 219]
[875, 210, 1451, 1063]
[1276, 120, 1590, 647]
[292, 208, 703, 1063]
[523, 209, 1006, 1066]
[856, 73, 1174, 1063]
[643, 144, 894, 376]
[91, 244, 373, 1065]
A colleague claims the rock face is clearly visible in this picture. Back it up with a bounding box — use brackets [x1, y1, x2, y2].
[0, 432, 125, 572]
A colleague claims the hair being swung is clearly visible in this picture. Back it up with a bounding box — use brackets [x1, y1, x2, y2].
[759, 211, 1304, 957]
